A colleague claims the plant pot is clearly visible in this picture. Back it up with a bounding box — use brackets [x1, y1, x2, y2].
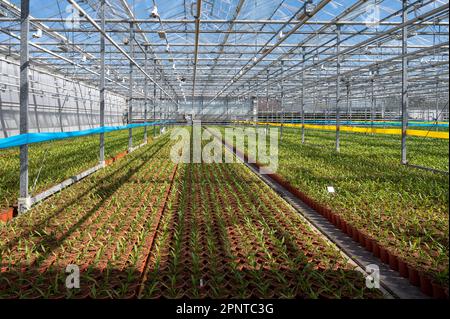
[324, 209, 331, 221]
[388, 253, 399, 271]
[372, 241, 380, 258]
[320, 206, 328, 218]
[398, 259, 409, 278]
[352, 228, 359, 242]
[317, 205, 325, 216]
[364, 237, 373, 252]
[327, 208, 334, 219]
[408, 267, 420, 287]
[358, 232, 366, 247]
[339, 220, 347, 232]
[419, 272, 433, 296]
[379, 247, 389, 264]
[345, 224, 353, 237]
[330, 212, 337, 224]
[333, 215, 341, 228]
[303, 197, 311, 207]
[431, 282, 447, 299]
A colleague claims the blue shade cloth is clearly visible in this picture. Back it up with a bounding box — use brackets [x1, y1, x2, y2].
[0, 121, 171, 150]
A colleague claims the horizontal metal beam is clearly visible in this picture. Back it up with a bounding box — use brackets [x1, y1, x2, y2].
[3, 27, 447, 37]
[1, 18, 448, 26]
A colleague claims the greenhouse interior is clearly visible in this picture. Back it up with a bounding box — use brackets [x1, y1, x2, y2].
[0, 0, 448, 301]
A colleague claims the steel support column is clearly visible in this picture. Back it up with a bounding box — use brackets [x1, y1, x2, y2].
[346, 82, 350, 121]
[335, 25, 341, 153]
[266, 69, 270, 131]
[280, 60, 284, 139]
[18, 0, 30, 213]
[301, 52, 305, 144]
[401, 0, 408, 164]
[153, 59, 157, 137]
[371, 74, 375, 130]
[159, 88, 162, 134]
[192, 0, 202, 113]
[254, 95, 258, 126]
[435, 81, 439, 125]
[99, 0, 106, 166]
[144, 46, 148, 143]
[128, 22, 134, 151]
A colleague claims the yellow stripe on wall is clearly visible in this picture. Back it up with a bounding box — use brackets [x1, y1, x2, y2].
[235, 121, 449, 140]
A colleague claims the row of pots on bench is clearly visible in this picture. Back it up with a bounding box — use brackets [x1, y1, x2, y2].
[277, 177, 448, 300]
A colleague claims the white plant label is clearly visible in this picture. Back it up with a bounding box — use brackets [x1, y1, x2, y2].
[327, 186, 335, 193]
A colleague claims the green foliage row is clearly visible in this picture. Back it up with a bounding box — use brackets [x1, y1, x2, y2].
[0, 127, 158, 209]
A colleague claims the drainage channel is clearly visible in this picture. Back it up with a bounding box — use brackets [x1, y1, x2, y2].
[205, 126, 428, 300]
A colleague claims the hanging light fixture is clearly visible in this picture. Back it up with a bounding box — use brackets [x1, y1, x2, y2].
[158, 31, 167, 40]
[278, 31, 284, 40]
[297, 0, 315, 20]
[304, 0, 316, 17]
[32, 28, 42, 39]
[150, 5, 160, 19]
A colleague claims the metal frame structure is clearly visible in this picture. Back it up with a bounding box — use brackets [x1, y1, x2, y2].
[0, 0, 448, 211]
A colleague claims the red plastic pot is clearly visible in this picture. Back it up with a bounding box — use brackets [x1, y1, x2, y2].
[322, 208, 330, 220]
[398, 259, 409, 278]
[352, 227, 359, 242]
[379, 247, 389, 264]
[345, 224, 353, 237]
[333, 214, 341, 228]
[431, 282, 447, 299]
[317, 205, 325, 216]
[388, 253, 399, 271]
[371, 241, 380, 258]
[339, 219, 347, 232]
[321, 206, 329, 218]
[419, 272, 433, 296]
[327, 211, 334, 223]
[408, 267, 420, 287]
[301, 195, 311, 206]
[358, 232, 367, 247]
[364, 237, 373, 252]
